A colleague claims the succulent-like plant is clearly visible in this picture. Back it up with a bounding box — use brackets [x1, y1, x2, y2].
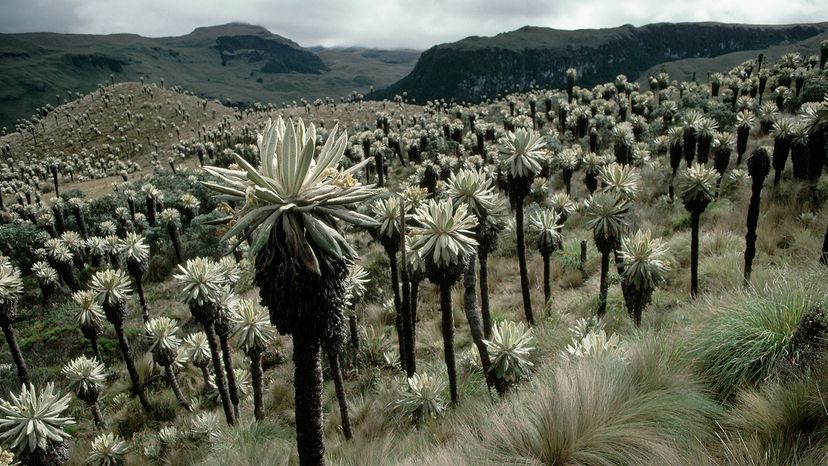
[72, 290, 105, 361]
[144, 317, 191, 411]
[89, 268, 151, 412]
[173, 258, 232, 422]
[0, 260, 28, 385]
[181, 332, 212, 387]
[619, 230, 671, 326]
[499, 128, 547, 325]
[119, 232, 150, 322]
[677, 164, 719, 298]
[599, 162, 640, 200]
[484, 320, 536, 387]
[86, 432, 129, 466]
[584, 192, 631, 317]
[528, 208, 563, 306]
[62, 355, 107, 427]
[230, 299, 275, 421]
[395, 373, 447, 427]
[0, 383, 74, 464]
[744, 148, 771, 284]
[411, 198, 478, 403]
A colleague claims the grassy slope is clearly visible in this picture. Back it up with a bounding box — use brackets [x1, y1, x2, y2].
[2, 84, 827, 464]
[639, 30, 828, 84]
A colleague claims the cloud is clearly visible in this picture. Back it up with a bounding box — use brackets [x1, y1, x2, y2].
[1, 0, 826, 49]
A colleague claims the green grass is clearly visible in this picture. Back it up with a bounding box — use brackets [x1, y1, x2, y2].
[691, 277, 825, 400]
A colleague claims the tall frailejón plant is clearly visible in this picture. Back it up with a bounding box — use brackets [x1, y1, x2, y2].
[411, 199, 478, 404]
[229, 299, 276, 423]
[89, 269, 152, 412]
[678, 165, 719, 298]
[584, 192, 630, 318]
[0, 259, 29, 385]
[528, 208, 563, 308]
[174, 258, 233, 425]
[144, 317, 192, 411]
[499, 128, 546, 325]
[743, 148, 770, 286]
[119, 233, 151, 323]
[202, 117, 376, 465]
[619, 230, 671, 327]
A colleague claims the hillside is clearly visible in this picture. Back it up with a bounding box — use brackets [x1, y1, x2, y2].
[639, 28, 828, 85]
[382, 21, 828, 102]
[0, 23, 420, 128]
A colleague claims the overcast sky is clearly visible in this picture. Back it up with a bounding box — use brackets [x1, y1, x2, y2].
[2, 0, 827, 49]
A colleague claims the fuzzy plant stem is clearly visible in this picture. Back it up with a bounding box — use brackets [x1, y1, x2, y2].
[690, 211, 701, 298]
[463, 256, 502, 396]
[205, 324, 234, 425]
[515, 199, 535, 325]
[114, 323, 152, 412]
[293, 332, 326, 465]
[327, 350, 352, 439]
[164, 365, 192, 411]
[439, 280, 459, 404]
[1, 323, 29, 386]
[597, 250, 610, 318]
[219, 332, 240, 419]
[478, 252, 493, 340]
[251, 348, 264, 422]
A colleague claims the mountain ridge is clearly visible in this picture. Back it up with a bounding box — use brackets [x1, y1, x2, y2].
[380, 21, 828, 102]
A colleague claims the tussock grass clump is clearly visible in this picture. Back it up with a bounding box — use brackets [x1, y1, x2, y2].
[691, 278, 827, 400]
[419, 335, 721, 465]
[718, 367, 828, 465]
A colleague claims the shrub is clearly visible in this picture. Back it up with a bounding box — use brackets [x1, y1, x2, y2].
[0, 222, 41, 274]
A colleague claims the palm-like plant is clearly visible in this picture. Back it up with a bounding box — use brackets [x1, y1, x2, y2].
[583, 192, 631, 318]
[119, 232, 150, 322]
[344, 264, 369, 351]
[0, 260, 29, 385]
[72, 290, 105, 361]
[736, 110, 754, 165]
[213, 286, 241, 419]
[89, 268, 151, 412]
[682, 109, 703, 165]
[181, 331, 212, 389]
[62, 355, 107, 427]
[619, 230, 671, 326]
[712, 131, 734, 191]
[667, 126, 684, 200]
[528, 208, 563, 307]
[598, 162, 640, 200]
[446, 168, 502, 392]
[370, 195, 407, 371]
[203, 117, 376, 464]
[160, 208, 184, 264]
[32, 261, 59, 302]
[411, 199, 478, 403]
[229, 299, 276, 422]
[694, 116, 718, 164]
[744, 148, 771, 285]
[677, 164, 720, 298]
[144, 317, 191, 411]
[483, 320, 535, 389]
[771, 118, 795, 184]
[44, 239, 79, 291]
[0, 383, 74, 465]
[447, 169, 504, 339]
[499, 128, 546, 325]
[68, 197, 89, 239]
[86, 433, 129, 466]
[174, 257, 233, 425]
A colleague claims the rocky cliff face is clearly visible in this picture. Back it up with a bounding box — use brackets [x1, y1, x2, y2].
[382, 22, 828, 102]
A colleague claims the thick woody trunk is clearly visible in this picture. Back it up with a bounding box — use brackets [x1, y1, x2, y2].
[2, 323, 29, 386]
[293, 333, 326, 465]
[327, 350, 352, 439]
[439, 282, 459, 404]
[515, 200, 534, 325]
